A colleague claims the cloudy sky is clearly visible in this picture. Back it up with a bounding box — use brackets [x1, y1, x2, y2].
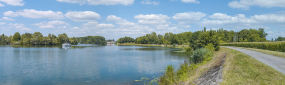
[0, 0, 284, 40]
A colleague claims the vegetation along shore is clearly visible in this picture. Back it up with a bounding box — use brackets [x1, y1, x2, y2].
[116, 27, 285, 84]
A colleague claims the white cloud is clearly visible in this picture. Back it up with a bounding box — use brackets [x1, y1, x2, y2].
[0, 0, 24, 6]
[200, 14, 257, 26]
[3, 9, 65, 19]
[156, 24, 169, 29]
[201, 13, 285, 27]
[19, 28, 32, 31]
[95, 24, 115, 29]
[228, 0, 285, 9]
[181, 0, 199, 4]
[106, 15, 155, 34]
[3, 11, 18, 17]
[251, 14, 285, 23]
[8, 23, 32, 31]
[0, 3, 4, 7]
[32, 20, 69, 29]
[177, 22, 191, 28]
[9, 23, 24, 28]
[173, 12, 206, 21]
[81, 21, 114, 30]
[1, 17, 15, 21]
[116, 20, 136, 27]
[69, 27, 80, 30]
[107, 15, 122, 21]
[135, 14, 170, 20]
[156, 24, 180, 30]
[141, 0, 159, 5]
[209, 13, 232, 20]
[138, 20, 167, 25]
[83, 21, 98, 27]
[135, 14, 170, 25]
[56, 0, 86, 4]
[56, 0, 134, 5]
[65, 11, 100, 21]
[0, 22, 5, 25]
[172, 12, 205, 28]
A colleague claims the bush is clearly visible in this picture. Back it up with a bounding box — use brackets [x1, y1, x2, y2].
[205, 43, 215, 52]
[160, 65, 175, 85]
[184, 47, 193, 54]
[172, 43, 176, 47]
[177, 61, 189, 80]
[190, 48, 212, 64]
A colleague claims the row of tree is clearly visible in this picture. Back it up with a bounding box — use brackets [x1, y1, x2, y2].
[120, 28, 268, 44]
[78, 36, 107, 45]
[116, 37, 135, 43]
[117, 28, 268, 51]
[272, 36, 285, 41]
[0, 32, 106, 45]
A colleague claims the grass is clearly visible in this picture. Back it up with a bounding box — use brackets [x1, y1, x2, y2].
[221, 47, 285, 85]
[235, 47, 285, 58]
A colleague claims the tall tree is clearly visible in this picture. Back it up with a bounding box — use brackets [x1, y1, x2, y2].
[30, 32, 43, 45]
[12, 32, 21, 42]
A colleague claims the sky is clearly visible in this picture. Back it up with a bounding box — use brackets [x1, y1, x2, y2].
[0, 0, 285, 40]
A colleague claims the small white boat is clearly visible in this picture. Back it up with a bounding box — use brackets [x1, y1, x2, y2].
[62, 43, 71, 49]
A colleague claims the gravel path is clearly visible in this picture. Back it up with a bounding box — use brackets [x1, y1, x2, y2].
[224, 46, 285, 74]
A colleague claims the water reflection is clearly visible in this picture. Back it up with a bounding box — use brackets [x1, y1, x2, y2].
[0, 45, 188, 85]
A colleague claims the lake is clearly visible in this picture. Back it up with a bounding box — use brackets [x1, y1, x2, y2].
[0, 44, 188, 85]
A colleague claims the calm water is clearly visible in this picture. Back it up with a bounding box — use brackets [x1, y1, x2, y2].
[0, 44, 188, 85]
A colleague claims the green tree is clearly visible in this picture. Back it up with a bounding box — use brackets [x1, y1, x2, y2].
[21, 33, 32, 45]
[30, 32, 43, 45]
[42, 37, 51, 45]
[12, 32, 21, 42]
[57, 33, 69, 44]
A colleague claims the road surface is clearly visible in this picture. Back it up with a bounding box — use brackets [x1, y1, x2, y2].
[223, 46, 285, 75]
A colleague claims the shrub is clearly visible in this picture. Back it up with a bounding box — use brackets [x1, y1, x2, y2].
[177, 61, 189, 80]
[172, 43, 176, 47]
[184, 47, 193, 54]
[190, 48, 212, 64]
[160, 65, 176, 85]
[205, 43, 215, 52]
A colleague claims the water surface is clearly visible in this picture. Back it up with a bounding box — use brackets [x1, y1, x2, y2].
[0, 45, 188, 85]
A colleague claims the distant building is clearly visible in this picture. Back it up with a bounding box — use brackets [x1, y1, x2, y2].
[106, 40, 116, 44]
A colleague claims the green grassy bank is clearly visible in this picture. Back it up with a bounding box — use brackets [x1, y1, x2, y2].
[221, 47, 285, 85]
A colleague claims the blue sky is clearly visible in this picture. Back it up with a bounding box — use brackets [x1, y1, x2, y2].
[0, 0, 285, 40]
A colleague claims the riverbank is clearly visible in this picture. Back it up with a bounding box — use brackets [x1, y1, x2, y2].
[179, 47, 227, 84]
[221, 47, 285, 84]
[117, 43, 189, 48]
[165, 47, 285, 85]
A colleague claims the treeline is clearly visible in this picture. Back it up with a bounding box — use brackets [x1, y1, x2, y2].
[0, 32, 106, 45]
[272, 36, 285, 41]
[117, 36, 135, 43]
[78, 36, 107, 45]
[118, 28, 268, 46]
[236, 28, 267, 42]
